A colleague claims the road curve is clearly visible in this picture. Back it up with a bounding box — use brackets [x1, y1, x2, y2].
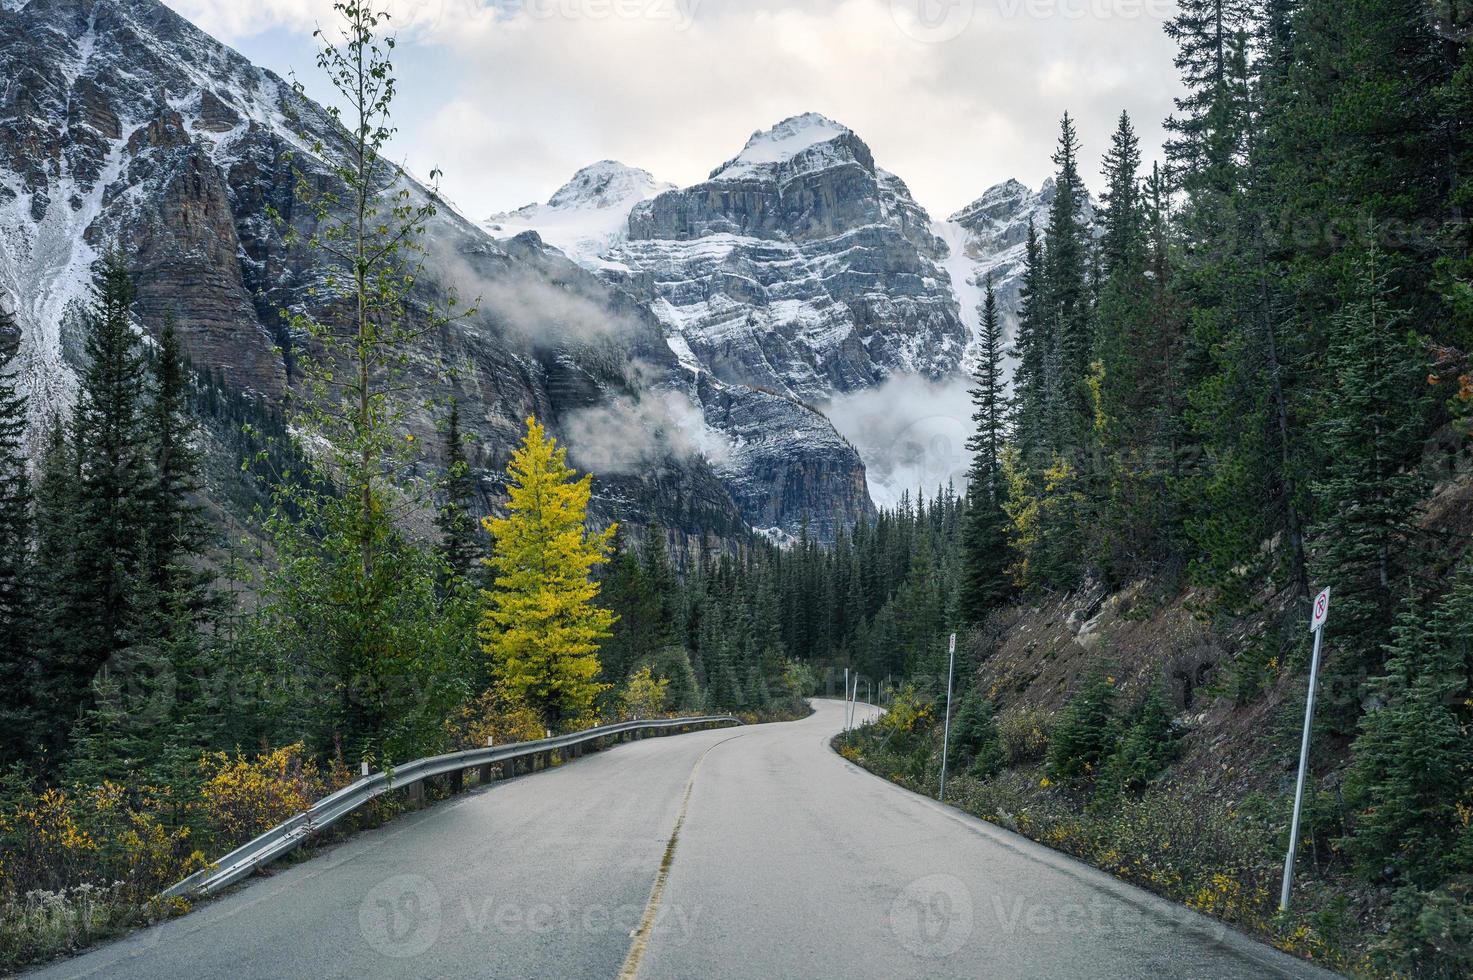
[31, 699, 1336, 979]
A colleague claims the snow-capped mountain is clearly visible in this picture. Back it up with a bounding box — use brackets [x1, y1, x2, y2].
[487, 161, 673, 269]
[494, 113, 969, 404]
[0, 0, 873, 548]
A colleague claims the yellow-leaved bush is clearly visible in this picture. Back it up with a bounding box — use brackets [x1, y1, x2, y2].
[446, 686, 548, 750]
[197, 743, 326, 847]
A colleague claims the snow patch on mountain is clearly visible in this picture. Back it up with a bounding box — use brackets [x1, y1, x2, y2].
[937, 177, 1098, 375]
[710, 112, 853, 180]
[933, 218, 987, 373]
[486, 161, 672, 269]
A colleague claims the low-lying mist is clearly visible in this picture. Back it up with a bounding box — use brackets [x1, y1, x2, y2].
[823, 373, 977, 509]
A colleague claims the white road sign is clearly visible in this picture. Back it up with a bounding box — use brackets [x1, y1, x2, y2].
[1310, 587, 1331, 633]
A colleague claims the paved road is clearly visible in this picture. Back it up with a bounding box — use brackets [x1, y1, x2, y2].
[32, 699, 1335, 979]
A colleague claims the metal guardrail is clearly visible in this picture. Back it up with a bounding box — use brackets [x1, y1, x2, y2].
[163, 714, 741, 899]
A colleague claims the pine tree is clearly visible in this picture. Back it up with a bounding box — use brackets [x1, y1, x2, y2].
[480, 417, 616, 729]
[960, 278, 1012, 622]
[1046, 665, 1117, 786]
[0, 304, 32, 759]
[1345, 565, 1473, 888]
[30, 419, 83, 761]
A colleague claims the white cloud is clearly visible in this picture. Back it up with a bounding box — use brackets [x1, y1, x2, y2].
[823, 373, 976, 508]
[166, 0, 1182, 220]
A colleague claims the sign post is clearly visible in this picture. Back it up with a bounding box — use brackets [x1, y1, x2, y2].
[843, 668, 850, 731]
[1281, 587, 1330, 912]
[938, 632, 958, 804]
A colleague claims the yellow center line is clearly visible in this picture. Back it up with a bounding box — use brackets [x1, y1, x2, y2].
[618, 732, 746, 980]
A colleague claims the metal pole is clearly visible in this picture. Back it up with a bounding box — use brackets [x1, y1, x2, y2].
[843, 668, 849, 730]
[939, 633, 957, 803]
[1280, 621, 1326, 912]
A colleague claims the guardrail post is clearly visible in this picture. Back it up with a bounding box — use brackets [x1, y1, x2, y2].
[405, 779, 424, 808]
[448, 769, 464, 795]
[478, 762, 495, 785]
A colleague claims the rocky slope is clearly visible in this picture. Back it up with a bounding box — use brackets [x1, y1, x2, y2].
[0, 0, 870, 554]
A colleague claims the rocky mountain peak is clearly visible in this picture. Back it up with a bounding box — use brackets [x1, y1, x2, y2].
[545, 160, 673, 211]
[708, 112, 870, 182]
[485, 161, 673, 268]
[1, 4, 874, 544]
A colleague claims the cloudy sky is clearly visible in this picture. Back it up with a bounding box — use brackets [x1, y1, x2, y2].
[164, 0, 1183, 221]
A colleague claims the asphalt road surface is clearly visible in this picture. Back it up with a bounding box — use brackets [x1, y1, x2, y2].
[31, 699, 1336, 979]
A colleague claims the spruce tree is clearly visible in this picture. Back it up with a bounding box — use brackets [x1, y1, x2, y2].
[1163, 0, 1250, 178]
[31, 418, 84, 762]
[1100, 686, 1177, 797]
[436, 399, 480, 584]
[960, 279, 1012, 622]
[1345, 566, 1473, 889]
[1098, 111, 1145, 281]
[59, 251, 153, 752]
[1312, 247, 1431, 699]
[0, 304, 32, 759]
[1011, 220, 1049, 466]
[950, 692, 1006, 780]
[146, 315, 207, 593]
[1046, 665, 1118, 786]
[1043, 113, 1093, 432]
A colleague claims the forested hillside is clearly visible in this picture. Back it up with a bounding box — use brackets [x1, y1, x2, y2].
[839, 1, 1473, 975]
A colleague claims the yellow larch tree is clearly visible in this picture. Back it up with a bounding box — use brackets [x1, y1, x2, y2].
[480, 417, 616, 729]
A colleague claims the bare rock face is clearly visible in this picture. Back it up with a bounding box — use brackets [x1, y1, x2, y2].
[122, 108, 285, 396]
[692, 375, 873, 543]
[614, 113, 967, 402]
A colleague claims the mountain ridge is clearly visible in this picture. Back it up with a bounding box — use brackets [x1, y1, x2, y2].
[0, 0, 873, 548]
